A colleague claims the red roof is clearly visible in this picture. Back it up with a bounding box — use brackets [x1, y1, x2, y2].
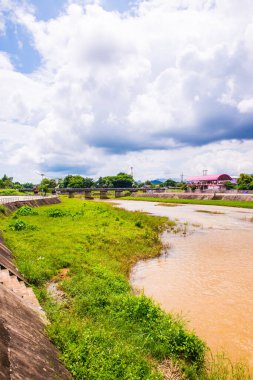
[187, 174, 232, 182]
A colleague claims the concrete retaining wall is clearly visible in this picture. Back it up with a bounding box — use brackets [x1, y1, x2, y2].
[131, 192, 253, 202]
[0, 196, 72, 379]
[1, 196, 61, 213]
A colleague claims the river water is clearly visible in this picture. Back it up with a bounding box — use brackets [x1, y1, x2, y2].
[111, 200, 253, 367]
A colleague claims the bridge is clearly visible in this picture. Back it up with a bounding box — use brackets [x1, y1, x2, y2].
[57, 187, 167, 200]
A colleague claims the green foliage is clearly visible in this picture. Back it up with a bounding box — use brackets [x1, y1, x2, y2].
[22, 182, 34, 189]
[0, 174, 14, 189]
[40, 178, 57, 188]
[224, 181, 235, 190]
[0, 204, 7, 215]
[0, 189, 22, 195]
[196, 353, 252, 380]
[237, 173, 253, 190]
[135, 220, 143, 228]
[0, 198, 207, 378]
[181, 183, 188, 191]
[123, 196, 253, 209]
[16, 206, 38, 216]
[46, 208, 69, 217]
[9, 219, 37, 231]
[96, 173, 134, 188]
[162, 179, 177, 187]
[62, 175, 94, 188]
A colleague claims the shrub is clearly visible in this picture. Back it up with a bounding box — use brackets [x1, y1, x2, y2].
[9, 219, 38, 231]
[0, 189, 21, 195]
[16, 206, 38, 216]
[46, 208, 69, 218]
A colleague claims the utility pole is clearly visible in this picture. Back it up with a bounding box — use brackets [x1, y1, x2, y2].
[180, 173, 185, 182]
[130, 167, 133, 178]
[36, 171, 45, 182]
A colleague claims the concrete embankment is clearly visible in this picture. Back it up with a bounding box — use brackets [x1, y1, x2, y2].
[0, 196, 72, 379]
[130, 192, 253, 201]
[0, 196, 61, 212]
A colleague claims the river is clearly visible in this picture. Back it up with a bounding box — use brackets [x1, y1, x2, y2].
[111, 200, 253, 367]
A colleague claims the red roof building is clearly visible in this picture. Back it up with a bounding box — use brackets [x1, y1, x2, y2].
[187, 174, 232, 191]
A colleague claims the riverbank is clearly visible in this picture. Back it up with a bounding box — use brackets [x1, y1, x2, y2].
[114, 199, 253, 378]
[0, 197, 251, 379]
[0, 197, 206, 379]
[123, 195, 253, 209]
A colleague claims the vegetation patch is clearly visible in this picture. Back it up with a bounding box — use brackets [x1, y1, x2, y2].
[16, 206, 38, 216]
[123, 196, 253, 209]
[0, 197, 251, 379]
[46, 208, 69, 218]
[0, 189, 27, 196]
[0, 204, 7, 215]
[9, 219, 38, 231]
[195, 210, 224, 215]
[0, 197, 207, 379]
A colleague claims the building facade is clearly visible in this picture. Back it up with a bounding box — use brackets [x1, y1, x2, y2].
[187, 174, 233, 191]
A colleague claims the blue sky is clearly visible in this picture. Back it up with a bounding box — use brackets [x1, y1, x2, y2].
[1, 0, 253, 182]
[0, 0, 136, 73]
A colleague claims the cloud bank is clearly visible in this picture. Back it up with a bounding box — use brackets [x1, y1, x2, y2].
[1, 0, 253, 181]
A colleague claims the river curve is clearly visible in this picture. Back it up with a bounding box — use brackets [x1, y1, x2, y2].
[111, 200, 253, 368]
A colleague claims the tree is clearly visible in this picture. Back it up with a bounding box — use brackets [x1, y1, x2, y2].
[22, 182, 34, 189]
[63, 175, 94, 188]
[162, 179, 177, 187]
[181, 183, 188, 191]
[40, 178, 57, 189]
[39, 178, 57, 194]
[224, 181, 235, 190]
[0, 174, 14, 189]
[13, 182, 22, 189]
[237, 174, 253, 190]
[111, 173, 133, 188]
[95, 173, 134, 188]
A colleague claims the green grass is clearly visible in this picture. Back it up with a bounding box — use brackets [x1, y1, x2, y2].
[0, 189, 33, 196]
[0, 197, 206, 379]
[122, 196, 253, 209]
[0, 197, 251, 379]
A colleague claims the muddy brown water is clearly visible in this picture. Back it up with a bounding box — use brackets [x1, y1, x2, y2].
[111, 200, 253, 367]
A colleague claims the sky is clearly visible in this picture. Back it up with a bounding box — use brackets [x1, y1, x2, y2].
[0, 0, 253, 182]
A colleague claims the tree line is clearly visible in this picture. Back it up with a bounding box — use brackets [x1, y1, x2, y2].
[1, 173, 253, 191]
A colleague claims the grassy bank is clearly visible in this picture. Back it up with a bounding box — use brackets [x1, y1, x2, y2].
[0, 198, 251, 379]
[0, 198, 205, 379]
[122, 196, 253, 209]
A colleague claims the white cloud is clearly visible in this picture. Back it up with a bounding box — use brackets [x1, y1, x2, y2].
[1, 0, 253, 181]
[238, 98, 253, 114]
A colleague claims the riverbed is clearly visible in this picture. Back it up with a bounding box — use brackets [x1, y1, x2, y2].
[111, 200, 253, 367]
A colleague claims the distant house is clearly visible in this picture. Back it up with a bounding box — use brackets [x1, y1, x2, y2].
[187, 174, 233, 191]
